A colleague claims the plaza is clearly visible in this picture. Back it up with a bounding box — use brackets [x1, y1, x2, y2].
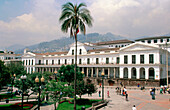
[82, 86, 170, 110]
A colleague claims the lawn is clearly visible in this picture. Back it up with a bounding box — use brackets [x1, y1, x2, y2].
[57, 99, 102, 110]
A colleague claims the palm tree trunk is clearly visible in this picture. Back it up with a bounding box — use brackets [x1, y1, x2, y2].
[54, 102, 56, 110]
[74, 34, 77, 110]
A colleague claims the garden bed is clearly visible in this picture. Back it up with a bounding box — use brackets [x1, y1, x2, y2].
[0, 101, 38, 110]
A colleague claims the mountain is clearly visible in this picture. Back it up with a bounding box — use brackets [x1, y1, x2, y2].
[14, 32, 126, 54]
[6, 44, 25, 51]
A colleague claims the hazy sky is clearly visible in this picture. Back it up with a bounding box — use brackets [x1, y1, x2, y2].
[0, 0, 170, 49]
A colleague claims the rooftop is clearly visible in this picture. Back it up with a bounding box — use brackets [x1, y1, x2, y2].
[135, 36, 170, 41]
[92, 39, 134, 45]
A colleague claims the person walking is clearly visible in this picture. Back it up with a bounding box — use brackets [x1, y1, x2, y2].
[107, 90, 110, 98]
[125, 93, 128, 101]
[132, 105, 137, 110]
[99, 90, 101, 97]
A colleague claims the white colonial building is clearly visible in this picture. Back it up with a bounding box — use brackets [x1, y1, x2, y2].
[0, 50, 21, 65]
[22, 37, 170, 86]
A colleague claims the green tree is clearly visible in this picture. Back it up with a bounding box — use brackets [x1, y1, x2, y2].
[0, 60, 10, 89]
[58, 65, 83, 84]
[42, 80, 73, 110]
[14, 72, 52, 101]
[6, 61, 26, 76]
[59, 2, 93, 109]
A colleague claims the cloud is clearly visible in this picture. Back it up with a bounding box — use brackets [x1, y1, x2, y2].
[0, 0, 65, 48]
[0, 0, 170, 48]
[87, 0, 170, 37]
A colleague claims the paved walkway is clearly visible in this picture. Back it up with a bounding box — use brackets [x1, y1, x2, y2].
[0, 87, 169, 110]
[93, 87, 170, 110]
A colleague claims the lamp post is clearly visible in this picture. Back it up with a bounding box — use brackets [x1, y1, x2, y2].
[35, 76, 45, 110]
[101, 72, 105, 101]
[21, 75, 27, 110]
[81, 71, 84, 78]
[54, 71, 57, 81]
[12, 74, 16, 93]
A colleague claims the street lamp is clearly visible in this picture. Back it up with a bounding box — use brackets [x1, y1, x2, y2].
[20, 75, 27, 110]
[101, 72, 105, 101]
[81, 71, 84, 77]
[35, 76, 45, 110]
[12, 74, 16, 92]
[54, 71, 58, 81]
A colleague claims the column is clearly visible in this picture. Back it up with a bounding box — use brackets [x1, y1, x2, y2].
[82, 67, 84, 73]
[136, 67, 140, 79]
[145, 68, 149, 79]
[52, 68, 54, 73]
[114, 67, 116, 78]
[91, 68, 93, 77]
[108, 67, 110, 78]
[128, 68, 131, 79]
[120, 67, 123, 78]
[96, 67, 99, 78]
[87, 67, 89, 77]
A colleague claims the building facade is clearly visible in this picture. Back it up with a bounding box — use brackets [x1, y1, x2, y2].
[22, 37, 170, 86]
[0, 50, 21, 65]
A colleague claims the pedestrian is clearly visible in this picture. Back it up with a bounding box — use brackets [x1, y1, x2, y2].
[137, 83, 140, 88]
[149, 88, 152, 95]
[107, 90, 110, 98]
[132, 105, 137, 110]
[125, 93, 128, 101]
[120, 82, 123, 87]
[160, 88, 163, 94]
[99, 83, 101, 88]
[124, 87, 127, 94]
[151, 91, 155, 100]
[99, 90, 101, 97]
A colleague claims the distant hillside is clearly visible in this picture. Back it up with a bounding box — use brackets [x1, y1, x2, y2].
[14, 32, 126, 54]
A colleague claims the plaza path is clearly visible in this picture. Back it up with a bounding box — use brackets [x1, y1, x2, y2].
[82, 87, 170, 110]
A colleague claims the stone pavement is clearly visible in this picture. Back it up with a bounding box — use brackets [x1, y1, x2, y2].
[82, 87, 170, 110]
[0, 86, 170, 110]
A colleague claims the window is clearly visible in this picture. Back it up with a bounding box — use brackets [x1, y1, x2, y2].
[154, 39, 157, 43]
[87, 58, 90, 64]
[160, 39, 163, 43]
[132, 55, 136, 64]
[116, 57, 120, 64]
[32, 60, 34, 65]
[79, 49, 82, 55]
[46, 60, 48, 65]
[58, 59, 60, 65]
[140, 55, 144, 64]
[29, 60, 31, 65]
[38, 60, 41, 65]
[72, 59, 74, 64]
[26, 60, 27, 65]
[141, 40, 145, 43]
[96, 58, 99, 64]
[106, 58, 109, 64]
[79, 59, 81, 64]
[115, 45, 118, 48]
[149, 54, 154, 64]
[124, 55, 128, 64]
[167, 38, 169, 42]
[148, 40, 151, 43]
[65, 59, 67, 64]
[72, 50, 74, 55]
[52, 60, 54, 65]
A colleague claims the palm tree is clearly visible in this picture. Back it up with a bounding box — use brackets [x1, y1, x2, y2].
[59, 2, 93, 110]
